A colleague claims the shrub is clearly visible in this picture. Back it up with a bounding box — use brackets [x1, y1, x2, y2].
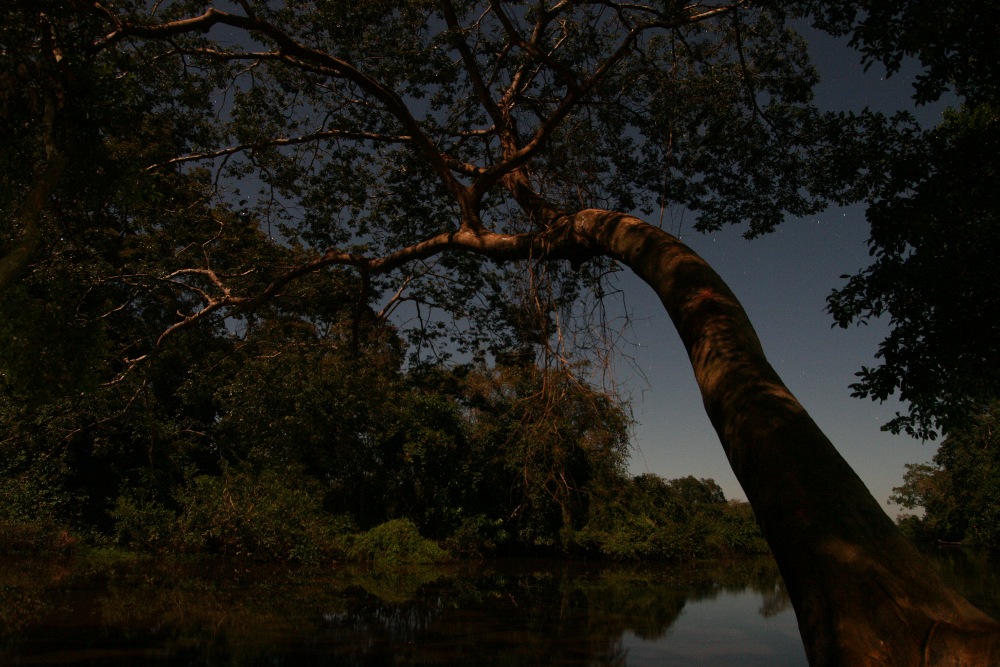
[0, 520, 76, 556]
[445, 514, 510, 556]
[110, 494, 177, 551]
[174, 463, 350, 562]
[348, 519, 449, 565]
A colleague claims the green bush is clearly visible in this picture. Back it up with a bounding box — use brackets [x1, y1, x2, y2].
[0, 441, 76, 526]
[110, 494, 177, 551]
[713, 501, 770, 557]
[348, 519, 450, 564]
[174, 463, 350, 562]
[445, 514, 510, 556]
[574, 482, 768, 561]
[0, 520, 77, 556]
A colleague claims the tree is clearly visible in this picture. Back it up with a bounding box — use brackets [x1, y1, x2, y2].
[892, 405, 1000, 549]
[5, 1, 1000, 663]
[460, 360, 631, 550]
[807, 0, 1000, 438]
[826, 101, 1000, 439]
[803, 0, 999, 106]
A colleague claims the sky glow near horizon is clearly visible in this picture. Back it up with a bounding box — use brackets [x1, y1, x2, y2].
[622, 26, 951, 516]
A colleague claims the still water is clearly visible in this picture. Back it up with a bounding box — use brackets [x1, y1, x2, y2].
[0, 550, 995, 666]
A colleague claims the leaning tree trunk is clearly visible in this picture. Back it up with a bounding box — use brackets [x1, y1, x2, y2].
[571, 209, 1000, 666]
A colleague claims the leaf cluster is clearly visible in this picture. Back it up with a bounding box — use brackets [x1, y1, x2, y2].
[892, 403, 1000, 548]
[828, 102, 1000, 438]
[802, 0, 1000, 105]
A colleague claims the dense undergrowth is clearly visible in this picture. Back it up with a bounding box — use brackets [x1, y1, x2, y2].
[1, 469, 767, 564]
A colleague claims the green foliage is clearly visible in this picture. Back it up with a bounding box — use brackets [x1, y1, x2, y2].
[0, 521, 76, 557]
[347, 519, 450, 565]
[795, 0, 1000, 438]
[0, 434, 75, 527]
[455, 361, 633, 551]
[829, 103, 1000, 438]
[444, 514, 511, 557]
[13, 0, 986, 567]
[174, 464, 350, 563]
[893, 403, 1000, 548]
[574, 474, 768, 561]
[109, 492, 178, 552]
[801, 0, 999, 105]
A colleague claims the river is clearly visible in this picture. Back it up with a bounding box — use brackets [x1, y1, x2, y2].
[0, 548, 995, 666]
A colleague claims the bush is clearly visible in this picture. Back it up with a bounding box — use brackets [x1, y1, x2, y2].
[444, 514, 510, 556]
[573, 487, 768, 561]
[110, 494, 177, 551]
[0, 444, 79, 556]
[348, 519, 450, 565]
[704, 502, 770, 558]
[174, 463, 350, 562]
[0, 520, 77, 556]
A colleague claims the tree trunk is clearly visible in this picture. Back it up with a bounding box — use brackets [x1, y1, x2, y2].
[571, 209, 1000, 666]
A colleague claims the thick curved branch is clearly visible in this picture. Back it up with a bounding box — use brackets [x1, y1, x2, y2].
[132, 222, 593, 363]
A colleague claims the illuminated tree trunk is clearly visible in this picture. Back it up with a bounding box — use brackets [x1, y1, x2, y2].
[570, 209, 1000, 666]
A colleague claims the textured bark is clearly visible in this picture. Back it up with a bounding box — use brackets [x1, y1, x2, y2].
[570, 209, 1000, 666]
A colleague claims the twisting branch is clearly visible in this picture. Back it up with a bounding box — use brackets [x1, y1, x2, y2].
[124, 220, 594, 366]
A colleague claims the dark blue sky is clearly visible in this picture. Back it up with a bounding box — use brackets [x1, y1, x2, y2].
[623, 24, 951, 515]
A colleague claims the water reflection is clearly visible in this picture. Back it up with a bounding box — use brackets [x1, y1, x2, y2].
[0, 556, 803, 666]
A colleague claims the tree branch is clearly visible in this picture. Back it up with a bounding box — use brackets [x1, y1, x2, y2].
[440, 0, 505, 130]
[101, 7, 468, 203]
[128, 220, 593, 362]
[145, 127, 414, 171]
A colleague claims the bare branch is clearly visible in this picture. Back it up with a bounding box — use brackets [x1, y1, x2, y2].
[376, 274, 415, 320]
[440, 0, 505, 129]
[100, 7, 467, 202]
[146, 127, 414, 171]
[491, 0, 580, 99]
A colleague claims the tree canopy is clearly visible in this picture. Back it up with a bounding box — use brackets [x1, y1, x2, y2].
[813, 0, 1000, 438]
[4, 0, 863, 365]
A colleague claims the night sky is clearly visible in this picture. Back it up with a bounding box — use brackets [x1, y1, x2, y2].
[623, 25, 952, 516]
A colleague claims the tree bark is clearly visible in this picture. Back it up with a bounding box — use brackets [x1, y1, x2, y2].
[0, 91, 67, 296]
[571, 209, 1000, 666]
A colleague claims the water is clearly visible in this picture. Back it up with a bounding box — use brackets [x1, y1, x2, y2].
[0, 549, 994, 666]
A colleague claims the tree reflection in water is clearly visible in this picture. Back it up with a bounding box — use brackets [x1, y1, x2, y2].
[0, 555, 800, 665]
